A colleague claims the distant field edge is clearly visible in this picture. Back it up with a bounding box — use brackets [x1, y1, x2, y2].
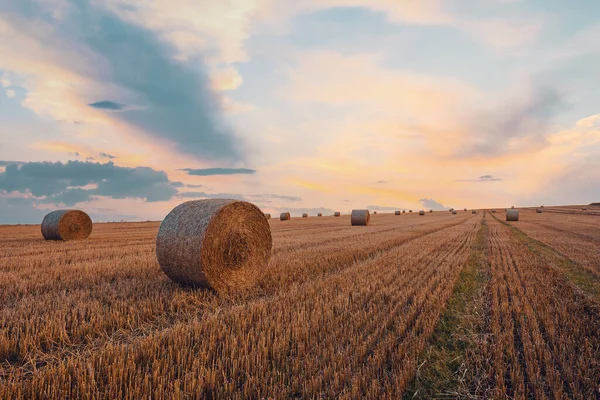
[403, 212, 490, 399]
[490, 212, 600, 302]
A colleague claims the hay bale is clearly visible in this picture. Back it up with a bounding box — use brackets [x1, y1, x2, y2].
[472, 210, 476, 214]
[491, 209, 496, 213]
[264, 213, 271, 219]
[394, 210, 401, 215]
[464, 208, 467, 211]
[402, 210, 406, 213]
[374, 211, 378, 215]
[452, 210, 457, 215]
[536, 208, 543, 213]
[317, 213, 322, 217]
[511, 206, 515, 209]
[334, 211, 341, 217]
[280, 212, 291, 221]
[429, 209, 433, 213]
[419, 210, 425, 215]
[41, 210, 92, 241]
[156, 199, 272, 291]
[351, 209, 370, 226]
[506, 209, 519, 221]
[409, 210, 413, 213]
[302, 213, 308, 218]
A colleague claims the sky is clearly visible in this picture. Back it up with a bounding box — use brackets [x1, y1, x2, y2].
[1, 0, 600, 223]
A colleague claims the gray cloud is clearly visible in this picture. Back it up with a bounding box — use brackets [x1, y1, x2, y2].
[177, 191, 246, 200]
[89, 100, 124, 111]
[99, 152, 116, 159]
[181, 168, 256, 176]
[0, 160, 179, 205]
[4, 1, 241, 162]
[376, 180, 387, 184]
[0, 197, 49, 225]
[249, 193, 302, 202]
[459, 86, 565, 157]
[456, 175, 503, 182]
[186, 184, 203, 188]
[419, 198, 448, 211]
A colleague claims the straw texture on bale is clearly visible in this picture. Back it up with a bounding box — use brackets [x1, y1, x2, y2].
[394, 210, 401, 215]
[351, 209, 370, 226]
[156, 199, 272, 292]
[280, 212, 291, 221]
[41, 210, 92, 241]
[302, 213, 308, 218]
[506, 209, 519, 221]
[452, 210, 457, 215]
[334, 212, 341, 217]
[536, 208, 543, 213]
[264, 213, 271, 219]
[419, 210, 425, 215]
[317, 213, 322, 217]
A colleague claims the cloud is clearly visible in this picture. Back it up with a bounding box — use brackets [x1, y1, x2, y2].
[376, 180, 387, 184]
[99, 152, 117, 159]
[0, 160, 180, 205]
[89, 100, 124, 111]
[250, 193, 302, 202]
[456, 175, 503, 182]
[419, 198, 448, 210]
[180, 167, 256, 176]
[0, 1, 242, 162]
[177, 191, 246, 200]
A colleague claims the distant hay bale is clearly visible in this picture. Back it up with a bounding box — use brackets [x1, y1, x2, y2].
[409, 210, 413, 213]
[351, 209, 370, 226]
[419, 210, 425, 215]
[374, 211, 378, 215]
[449, 208, 454, 212]
[452, 210, 457, 215]
[280, 212, 291, 221]
[395, 210, 401, 215]
[402, 210, 406, 213]
[536, 208, 543, 213]
[491, 209, 496, 213]
[264, 213, 271, 219]
[506, 209, 519, 221]
[334, 211, 341, 217]
[156, 199, 272, 292]
[464, 208, 467, 211]
[302, 213, 308, 218]
[317, 213, 322, 217]
[429, 209, 433, 213]
[511, 206, 515, 209]
[41, 210, 92, 241]
[472, 210, 477, 214]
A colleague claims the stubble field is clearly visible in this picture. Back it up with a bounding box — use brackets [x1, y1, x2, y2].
[1, 206, 599, 399]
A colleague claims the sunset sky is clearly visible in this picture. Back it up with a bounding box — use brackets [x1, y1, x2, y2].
[1, 0, 599, 223]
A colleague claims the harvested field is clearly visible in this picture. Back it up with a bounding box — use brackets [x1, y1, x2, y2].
[1, 208, 599, 398]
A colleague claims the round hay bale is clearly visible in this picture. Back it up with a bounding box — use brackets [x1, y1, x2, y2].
[464, 208, 467, 211]
[506, 209, 519, 221]
[472, 210, 477, 214]
[536, 208, 543, 213]
[409, 210, 413, 213]
[402, 210, 406, 213]
[351, 209, 370, 226]
[373, 211, 378, 215]
[41, 210, 92, 241]
[334, 211, 341, 217]
[302, 213, 308, 218]
[264, 213, 271, 219]
[394, 210, 401, 215]
[317, 213, 322, 217]
[156, 199, 272, 291]
[429, 209, 433, 213]
[280, 212, 291, 221]
[511, 206, 515, 209]
[491, 209, 497, 213]
[452, 210, 457, 215]
[419, 210, 425, 215]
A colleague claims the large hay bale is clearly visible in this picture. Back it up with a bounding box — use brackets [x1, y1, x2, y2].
[334, 211, 341, 217]
[280, 212, 291, 221]
[302, 213, 308, 218]
[317, 213, 322, 217]
[452, 210, 457, 215]
[156, 199, 272, 291]
[264, 213, 271, 219]
[506, 209, 519, 221]
[394, 210, 401, 215]
[41, 210, 92, 241]
[536, 208, 543, 213]
[351, 209, 370, 226]
[419, 210, 425, 215]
